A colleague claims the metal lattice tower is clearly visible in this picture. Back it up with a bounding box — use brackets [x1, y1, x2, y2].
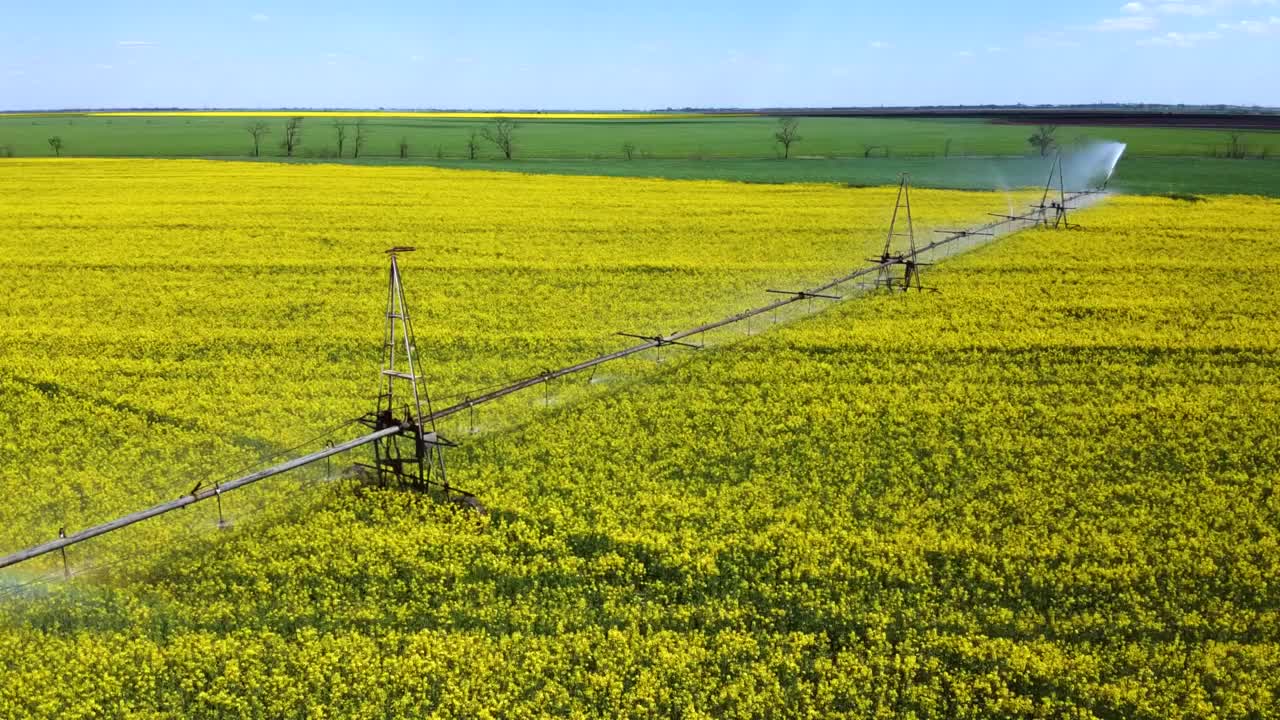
[1037, 152, 1070, 229]
[359, 247, 454, 494]
[870, 174, 932, 292]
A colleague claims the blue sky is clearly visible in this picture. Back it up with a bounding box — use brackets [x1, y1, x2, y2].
[1, 0, 1277, 110]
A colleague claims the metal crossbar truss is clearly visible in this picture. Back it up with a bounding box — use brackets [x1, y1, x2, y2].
[358, 247, 468, 497]
[870, 175, 937, 293]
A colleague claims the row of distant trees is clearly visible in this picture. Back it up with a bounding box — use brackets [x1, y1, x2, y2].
[243, 116, 518, 160]
[245, 118, 369, 158]
[781, 119, 1057, 159]
[237, 117, 806, 161]
[11, 118, 1267, 160]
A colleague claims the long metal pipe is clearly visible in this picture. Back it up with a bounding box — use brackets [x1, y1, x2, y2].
[0, 424, 405, 570]
[0, 190, 1097, 573]
[423, 191, 1098, 424]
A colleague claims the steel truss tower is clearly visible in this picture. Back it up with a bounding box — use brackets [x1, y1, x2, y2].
[358, 247, 455, 494]
[870, 174, 934, 292]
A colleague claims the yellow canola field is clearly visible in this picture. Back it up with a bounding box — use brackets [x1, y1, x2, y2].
[0, 176, 1278, 718]
[0, 158, 1036, 555]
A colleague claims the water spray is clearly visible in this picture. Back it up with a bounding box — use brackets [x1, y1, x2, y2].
[1061, 141, 1127, 190]
[1101, 142, 1126, 189]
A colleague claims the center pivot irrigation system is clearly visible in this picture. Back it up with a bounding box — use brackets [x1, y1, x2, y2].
[0, 164, 1104, 576]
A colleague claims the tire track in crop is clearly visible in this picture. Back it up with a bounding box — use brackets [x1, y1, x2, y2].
[8, 373, 279, 458]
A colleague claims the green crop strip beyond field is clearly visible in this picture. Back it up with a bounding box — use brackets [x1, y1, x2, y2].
[1, 115, 1264, 158]
[3, 114, 1278, 196]
[1, 160, 1278, 717]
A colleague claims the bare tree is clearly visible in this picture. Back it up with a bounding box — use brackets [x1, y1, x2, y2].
[246, 121, 270, 157]
[466, 129, 481, 160]
[622, 142, 636, 160]
[773, 117, 801, 159]
[1027, 124, 1057, 157]
[0, 145, 13, 158]
[399, 137, 410, 159]
[281, 117, 304, 157]
[332, 120, 348, 158]
[943, 138, 952, 158]
[1228, 131, 1247, 159]
[47, 137, 63, 157]
[862, 144, 881, 159]
[480, 118, 516, 160]
[352, 120, 369, 159]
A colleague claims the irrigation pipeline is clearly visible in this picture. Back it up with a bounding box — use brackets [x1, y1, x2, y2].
[0, 190, 1102, 573]
[422, 190, 1104, 424]
[0, 426, 405, 571]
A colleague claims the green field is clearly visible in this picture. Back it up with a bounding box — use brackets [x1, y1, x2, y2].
[1, 161, 1278, 717]
[3, 115, 1269, 158]
[4, 113, 1278, 196]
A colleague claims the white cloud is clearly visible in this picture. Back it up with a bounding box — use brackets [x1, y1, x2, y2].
[409, 54, 425, 62]
[1139, 29, 1221, 45]
[1025, 31, 1083, 48]
[1219, 15, 1280, 29]
[1157, 2, 1213, 15]
[1123, 2, 1147, 11]
[1218, 17, 1270, 29]
[986, 46, 1004, 52]
[94, 63, 114, 70]
[869, 40, 892, 49]
[251, 13, 269, 22]
[117, 40, 157, 47]
[1093, 15, 1158, 29]
[955, 50, 975, 57]
[1154, 0, 1277, 14]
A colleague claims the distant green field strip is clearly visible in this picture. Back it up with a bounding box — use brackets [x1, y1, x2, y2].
[2, 115, 1274, 159]
[2, 115, 1277, 195]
